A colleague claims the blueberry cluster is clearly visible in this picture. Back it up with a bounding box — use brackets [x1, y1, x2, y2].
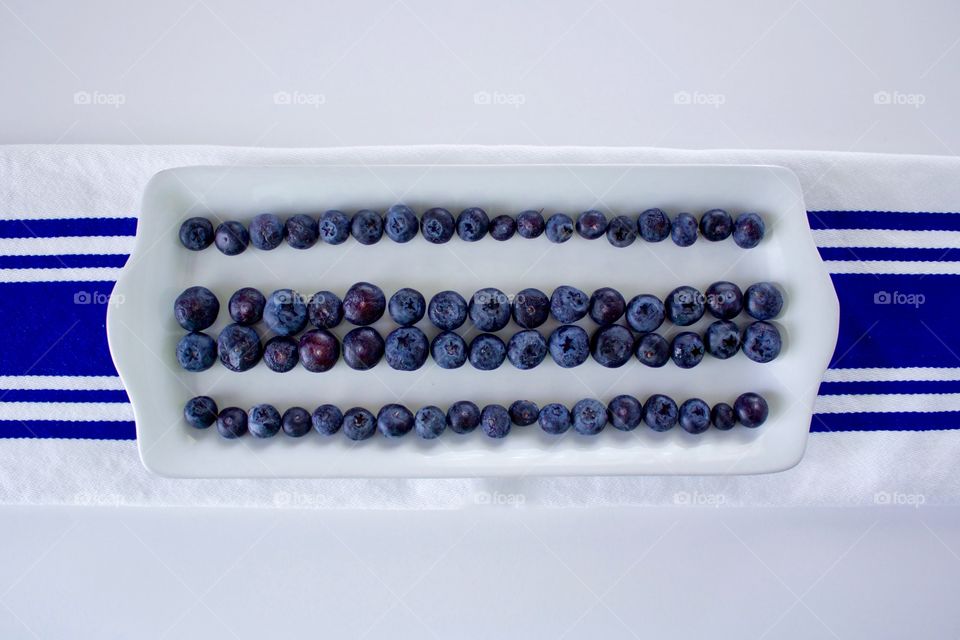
[184, 392, 769, 439]
[178, 207, 765, 254]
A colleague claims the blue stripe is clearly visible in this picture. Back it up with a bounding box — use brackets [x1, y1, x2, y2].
[0, 389, 129, 403]
[0, 254, 130, 269]
[818, 247, 958, 262]
[819, 380, 960, 396]
[0, 420, 136, 439]
[0, 217, 137, 239]
[811, 411, 960, 432]
[808, 210, 960, 231]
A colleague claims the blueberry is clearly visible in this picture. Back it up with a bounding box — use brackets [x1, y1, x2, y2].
[665, 286, 705, 326]
[415, 406, 446, 439]
[281, 407, 311, 437]
[176, 332, 217, 371]
[428, 290, 468, 330]
[214, 221, 249, 256]
[516, 210, 545, 238]
[590, 324, 634, 368]
[576, 209, 608, 239]
[607, 395, 642, 431]
[705, 320, 741, 359]
[507, 330, 547, 370]
[606, 215, 637, 247]
[385, 326, 429, 371]
[469, 287, 511, 331]
[184, 396, 217, 429]
[509, 400, 539, 426]
[377, 404, 414, 438]
[249, 213, 285, 250]
[711, 402, 736, 431]
[307, 290, 344, 329]
[447, 401, 480, 434]
[263, 289, 308, 336]
[539, 403, 571, 435]
[174, 286, 219, 331]
[285, 214, 319, 249]
[512, 288, 550, 329]
[388, 288, 425, 326]
[343, 282, 386, 326]
[625, 294, 665, 333]
[671, 212, 698, 247]
[420, 207, 455, 244]
[741, 321, 781, 363]
[431, 331, 467, 369]
[705, 281, 743, 320]
[350, 209, 383, 245]
[299, 329, 340, 372]
[679, 398, 711, 434]
[489, 215, 516, 240]
[469, 333, 506, 370]
[384, 204, 418, 243]
[744, 282, 783, 320]
[638, 208, 671, 242]
[217, 407, 248, 438]
[550, 285, 589, 323]
[179, 217, 214, 251]
[342, 407, 377, 440]
[545, 213, 574, 243]
[589, 287, 626, 325]
[312, 404, 343, 436]
[342, 327, 384, 370]
[700, 209, 733, 241]
[228, 287, 265, 325]
[635, 332, 670, 367]
[217, 324, 262, 372]
[263, 336, 299, 372]
[734, 392, 769, 428]
[480, 404, 511, 438]
[571, 398, 607, 435]
[457, 207, 489, 241]
[733, 212, 765, 249]
[249, 404, 281, 438]
[548, 325, 590, 368]
[643, 395, 677, 432]
[671, 331, 705, 369]
[319, 209, 351, 245]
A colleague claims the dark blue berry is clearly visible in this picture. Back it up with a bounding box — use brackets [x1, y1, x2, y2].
[214, 221, 249, 255]
[312, 404, 343, 436]
[351, 209, 383, 245]
[638, 208, 671, 242]
[480, 404, 511, 438]
[385, 327, 429, 371]
[711, 402, 736, 430]
[179, 217, 214, 250]
[705, 281, 743, 320]
[665, 286, 705, 326]
[539, 403, 571, 435]
[469, 287, 511, 331]
[264, 289, 308, 336]
[384, 204, 418, 243]
[415, 406, 446, 439]
[469, 333, 506, 370]
[388, 288, 425, 326]
[249, 213, 284, 250]
[217, 324, 262, 372]
[705, 320, 741, 359]
[228, 287, 265, 325]
[307, 291, 343, 329]
[431, 331, 467, 369]
[635, 332, 670, 367]
[285, 214, 319, 249]
[550, 285, 589, 323]
[606, 215, 637, 247]
[343, 282, 386, 326]
[176, 332, 217, 372]
[671, 212, 698, 247]
[507, 330, 547, 369]
[217, 407, 248, 438]
[319, 210, 350, 245]
[447, 401, 480, 434]
[282, 407, 312, 437]
[643, 395, 677, 432]
[735, 392, 768, 428]
[457, 207, 489, 241]
[342, 327, 384, 370]
[299, 329, 340, 372]
[489, 215, 516, 240]
[516, 210, 545, 238]
[741, 321, 781, 363]
[671, 331, 705, 369]
[590, 324, 634, 368]
[545, 213, 574, 243]
[343, 407, 377, 440]
[745, 282, 783, 320]
[572, 398, 607, 435]
[184, 396, 217, 429]
[679, 398, 711, 434]
[174, 286, 219, 331]
[733, 212, 765, 249]
[509, 400, 539, 426]
[548, 325, 590, 368]
[263, 335, 299, 372]
[420, 207, 455, 244]
[700, 209, 733, 241]
[249, 404, 281, 438]
[428, 290, 468, 331]
[576, 210, 608, 239]
[377, 404, 414, 438]
[589, 287, 626, 325]
[607, 395, 642, 431]
[512, 288, 549, 329]
[625, 294, 664, 333]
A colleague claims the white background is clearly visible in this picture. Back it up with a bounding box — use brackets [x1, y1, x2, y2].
[1, 1, 959, 638]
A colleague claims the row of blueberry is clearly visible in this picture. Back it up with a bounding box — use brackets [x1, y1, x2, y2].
[179, 207, 766, 254]
[184, 392, 769, 440]
[175, 281, 784, 336]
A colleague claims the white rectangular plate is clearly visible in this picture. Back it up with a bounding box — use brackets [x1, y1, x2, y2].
[108, 164, 838, 478]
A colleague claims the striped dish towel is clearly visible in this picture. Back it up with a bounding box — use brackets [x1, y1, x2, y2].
[0, 145, 957, 508]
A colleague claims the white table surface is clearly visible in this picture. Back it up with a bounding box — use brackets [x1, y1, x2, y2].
[2, 1, 959, 638]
